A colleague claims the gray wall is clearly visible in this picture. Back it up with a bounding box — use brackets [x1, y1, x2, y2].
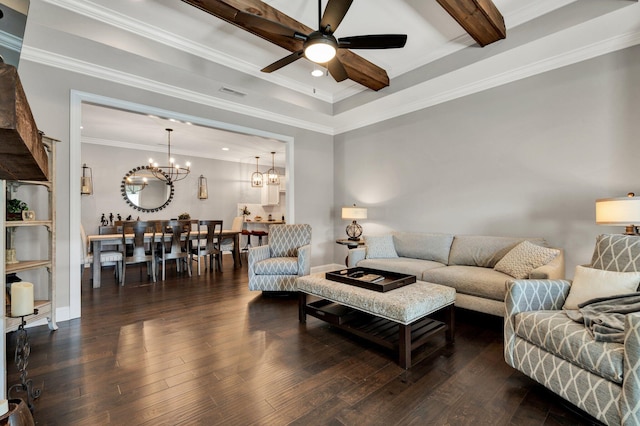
[334, 45, 640, 278]
[80, 143, 266, 234]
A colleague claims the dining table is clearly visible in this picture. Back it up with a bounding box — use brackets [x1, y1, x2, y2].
[87, 229, 241, 288]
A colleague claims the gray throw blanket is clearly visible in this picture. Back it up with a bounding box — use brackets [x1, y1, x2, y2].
[566, 293, 640, 343]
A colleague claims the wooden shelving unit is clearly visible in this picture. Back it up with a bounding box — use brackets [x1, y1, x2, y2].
[2, 135, 58, 334]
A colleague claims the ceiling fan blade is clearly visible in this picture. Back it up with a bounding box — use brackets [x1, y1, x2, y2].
[326, 57, 348, 82]
[338, 34, 407, 49]
[236, 11, 307, 39]
[320, 0, 354, 34]
[261, 50, 305, 73]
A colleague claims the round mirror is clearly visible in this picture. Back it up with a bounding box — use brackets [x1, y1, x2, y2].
[121, 166, 174, 212]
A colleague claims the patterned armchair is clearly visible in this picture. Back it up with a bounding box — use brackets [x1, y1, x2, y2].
[505, 234, 640, 425]
[248, 224, 312, 292]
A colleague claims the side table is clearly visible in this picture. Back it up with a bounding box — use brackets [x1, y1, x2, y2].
[336, 238, 365, 266]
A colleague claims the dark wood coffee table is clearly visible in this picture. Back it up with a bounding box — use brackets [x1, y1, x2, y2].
[297, 273, 455, 369]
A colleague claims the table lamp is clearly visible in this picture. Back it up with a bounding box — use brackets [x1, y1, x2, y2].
[595, 193, 640, 235]
[342, 204, 367, 240]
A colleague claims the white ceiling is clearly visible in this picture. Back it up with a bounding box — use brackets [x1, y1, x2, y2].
[81, 103, 287, 167]
[29, 0, 640, 159]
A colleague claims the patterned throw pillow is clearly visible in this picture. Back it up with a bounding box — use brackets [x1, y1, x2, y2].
[494, 240, 559, 279]
[365, 235, 398, 259]
[563, 265, 640, 309]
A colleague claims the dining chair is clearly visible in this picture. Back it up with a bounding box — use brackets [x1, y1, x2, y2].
[190, 220, 223, 275]
[157, 219, 192, 280]
[80, 224, 123, 283]
[220, 216, 244, 267]
[120, 220, 157, 285]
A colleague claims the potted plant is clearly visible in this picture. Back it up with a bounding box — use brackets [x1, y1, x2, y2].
[7, 199, 28, 221]
[240, 205, 250, 218]
[178, 212, 191, 220]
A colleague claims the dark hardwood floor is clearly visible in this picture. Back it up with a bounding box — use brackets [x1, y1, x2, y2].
[6, 256, 601, 425]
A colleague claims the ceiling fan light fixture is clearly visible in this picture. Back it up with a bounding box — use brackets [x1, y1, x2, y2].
[304, 32, 337, 63]
[311, 65, 324, 77]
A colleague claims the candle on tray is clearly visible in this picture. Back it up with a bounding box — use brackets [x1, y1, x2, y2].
[11, 282, 34, 317]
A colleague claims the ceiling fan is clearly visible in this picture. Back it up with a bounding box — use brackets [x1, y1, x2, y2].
[233, 0, 407, 83]
[181, 0, 505, 91]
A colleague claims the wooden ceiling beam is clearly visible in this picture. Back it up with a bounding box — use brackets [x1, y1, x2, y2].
[181, 0, 390, 91]
[436, 0, 506, 47]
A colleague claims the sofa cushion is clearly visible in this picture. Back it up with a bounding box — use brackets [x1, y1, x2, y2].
[514, 310, 624, 384]
[254, 257, 298, 275]
[358, 258, 445, 278]
[421, 265, 510, 301]
[591, 233, 640, 272]
[563, 265, 640, 310]
[392, 232, 454, 264]
[364, 235, 398, 259]
[494, 241, 560, 279]
[448, 235, 545, 268]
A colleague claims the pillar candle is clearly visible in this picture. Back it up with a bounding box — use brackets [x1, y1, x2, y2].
[11, 282, 34, 317]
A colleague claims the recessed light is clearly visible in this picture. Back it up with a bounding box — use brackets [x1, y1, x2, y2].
[222, 147, 229, 151]
[311, 68, 324, 77]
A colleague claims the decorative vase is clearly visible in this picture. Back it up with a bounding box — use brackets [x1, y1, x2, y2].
[5, 249, 18, 264]
[0, 399, 35, 425]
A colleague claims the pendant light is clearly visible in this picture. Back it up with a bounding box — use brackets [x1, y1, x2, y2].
[148, 128, 191, 184]
[266, 151, 279, 186]
[251, 156, 264, 188]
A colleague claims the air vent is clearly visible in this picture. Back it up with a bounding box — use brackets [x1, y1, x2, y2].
[219, 86, 247, 97]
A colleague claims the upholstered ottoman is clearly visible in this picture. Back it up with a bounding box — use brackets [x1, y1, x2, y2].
[297, 273, 456, 368]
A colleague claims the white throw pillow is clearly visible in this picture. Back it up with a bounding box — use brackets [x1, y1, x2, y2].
[563, 265, 640, 310]
[494, 240, 559, 279]
[365, 235, 398, 259]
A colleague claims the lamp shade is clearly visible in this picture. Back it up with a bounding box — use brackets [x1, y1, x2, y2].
[342, 206, 367, 220]
[595, 196, 640, 224]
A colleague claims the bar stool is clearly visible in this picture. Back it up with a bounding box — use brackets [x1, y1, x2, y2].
[251, 230, 268, 246]
[241, 229, 252, 256]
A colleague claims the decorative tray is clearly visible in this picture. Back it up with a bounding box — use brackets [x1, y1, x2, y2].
[325, 267, 416, 292]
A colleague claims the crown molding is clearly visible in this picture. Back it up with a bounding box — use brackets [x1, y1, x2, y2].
[21, 46, 334, 135]
[331, 25, 640, 134]
[0, 30, 22, 52]
[41, 0, 338, 103]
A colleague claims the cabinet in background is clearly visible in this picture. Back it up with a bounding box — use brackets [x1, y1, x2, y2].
[261, 184, 279, 206]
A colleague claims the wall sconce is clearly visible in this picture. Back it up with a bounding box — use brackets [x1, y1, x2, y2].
[198, 175, 208, 199]
[81, 163, 93, 195]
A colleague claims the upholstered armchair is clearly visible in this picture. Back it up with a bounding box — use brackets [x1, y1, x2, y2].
[248, 224, 312, 292]
[504, 234, 640, 425]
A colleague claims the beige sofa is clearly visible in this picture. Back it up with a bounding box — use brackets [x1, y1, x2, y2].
[347, 233, 564, 317]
